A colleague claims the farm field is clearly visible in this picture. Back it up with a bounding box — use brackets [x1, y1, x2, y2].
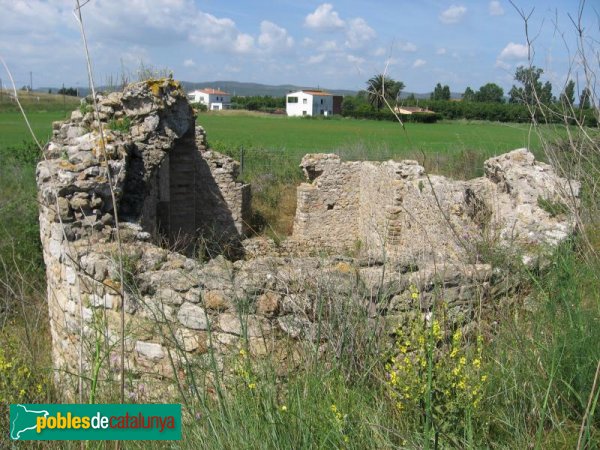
[0, 89, 80, 112]
[1, 106, 543, 158]
[197, 111, 542, 157]
[0, 111, 71, 151]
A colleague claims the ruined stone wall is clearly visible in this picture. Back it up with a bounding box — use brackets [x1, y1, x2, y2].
[358, 161, 405, 254]
[37, 80, 579, 402]
[195, 127, 251, 238]
[293, 154, 361, 250]
[293, 150, 578, 263]
[37, 80, 253, 399]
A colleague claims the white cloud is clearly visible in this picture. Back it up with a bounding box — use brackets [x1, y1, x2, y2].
[258, 20, 294, 53]
[374, 47, 387, 57]
[439, 5, 467, 24]
[345, 17, 376, 49]
[0, 0, 71, 35]
[399, 42, 417, 52]
[307, 54, 326, 64]
[108, 44, 152, 72]
[183, 59, 196, 67]
[305, 3, 345, 30]
[489, 1, 504, 16]
[436, 47, 447, 55]
[73, 1, 258, 55]
[498, 42, 528, 60]
[189, 12, 255, 54]
[413, 59, 427, 68]
[82, 0, 194, 45]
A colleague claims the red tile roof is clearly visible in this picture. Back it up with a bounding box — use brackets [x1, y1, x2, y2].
[199, 88, 230, 95]
[302, 90, 332, 96]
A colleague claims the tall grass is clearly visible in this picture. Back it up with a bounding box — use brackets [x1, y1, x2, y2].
[0, 142, 55, 446]
[484, 243, 600, 448]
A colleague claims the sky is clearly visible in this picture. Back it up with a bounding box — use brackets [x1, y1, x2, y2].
[0, 0, 597, 95]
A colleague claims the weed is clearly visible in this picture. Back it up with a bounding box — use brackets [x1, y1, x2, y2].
[537, 195, 570, 218]
[385, 286, 486, 447]
[107, 116, 131, 133]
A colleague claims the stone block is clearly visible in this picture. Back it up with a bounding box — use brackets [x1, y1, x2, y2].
[177, 302, 209, 330]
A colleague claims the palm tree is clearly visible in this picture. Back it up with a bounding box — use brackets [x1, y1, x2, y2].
[367, 74, 405, 110]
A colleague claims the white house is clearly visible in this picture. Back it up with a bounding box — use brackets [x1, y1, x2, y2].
[188, 88, 231, 110]
[286, 90, 340, 117]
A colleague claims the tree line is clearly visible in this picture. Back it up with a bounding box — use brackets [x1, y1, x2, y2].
[231, 95, 285, 112]
[340, 65, 596, 125]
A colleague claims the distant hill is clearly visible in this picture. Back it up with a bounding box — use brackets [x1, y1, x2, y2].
[180, 81, 357, 97]
[37, 81, 356, 98]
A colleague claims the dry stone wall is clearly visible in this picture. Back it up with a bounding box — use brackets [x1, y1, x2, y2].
[293, 150, 578, 264]
[36, 80, 579, 401]
[37, 80, 252, 399]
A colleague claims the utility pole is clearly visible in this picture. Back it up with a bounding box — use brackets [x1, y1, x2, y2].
[30, 71, 33, 92]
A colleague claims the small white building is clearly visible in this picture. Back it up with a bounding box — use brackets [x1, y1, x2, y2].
[188, 88, 231, 110]
[286, 90, 337, 117]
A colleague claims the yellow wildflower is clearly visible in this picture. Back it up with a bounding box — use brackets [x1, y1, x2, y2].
[432, 320, 442, 340]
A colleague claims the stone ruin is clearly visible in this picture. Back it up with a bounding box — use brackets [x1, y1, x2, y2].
[36, 80, 579, 401]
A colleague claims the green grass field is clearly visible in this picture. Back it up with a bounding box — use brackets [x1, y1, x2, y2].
[0, 89, 80, 113]
[0, 111, 70, 151]
[198, 111, 541, 157]
[1, 105, 542, 157]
